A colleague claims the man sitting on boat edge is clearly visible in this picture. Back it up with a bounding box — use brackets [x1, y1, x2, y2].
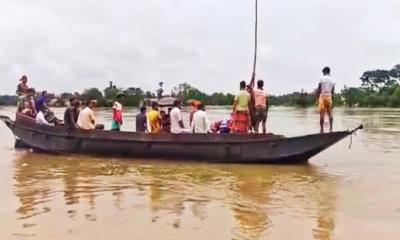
[77, 100, 98, 130]
[36, 106, 53, 126]
[64, 97, 81, 131]
[191, 103, 210, 134]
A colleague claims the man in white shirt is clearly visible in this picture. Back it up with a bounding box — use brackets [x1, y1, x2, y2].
[170, 100, 190, 134]
[36, 108, 53, 126]
[317, 66, 335, 133]
[191, 103, 209, 134]
[78, 100, 96, 130]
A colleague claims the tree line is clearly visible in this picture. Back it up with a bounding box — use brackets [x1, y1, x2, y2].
[1, 64, 399, 107]
[0, 83, 234, 107]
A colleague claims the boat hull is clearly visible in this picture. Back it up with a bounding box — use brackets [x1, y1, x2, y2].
[1, 113, 356, 164]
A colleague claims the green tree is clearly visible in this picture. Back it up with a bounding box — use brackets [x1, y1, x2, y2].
[81, 88, 106, 106]
[104, 87, 121, 100]
[60, 92, 73, 100]
[389, 86, 400, 107]
[122, 88, 144, 106]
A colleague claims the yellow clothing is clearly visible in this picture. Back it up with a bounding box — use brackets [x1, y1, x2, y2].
[148, 110, 161, 133]
[318, 95, 333, 112]
[234, 90, 251, 111]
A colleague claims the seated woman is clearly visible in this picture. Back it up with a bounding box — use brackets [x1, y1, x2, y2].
[20, 90, 37, 118]
[21, 100, 36, 118]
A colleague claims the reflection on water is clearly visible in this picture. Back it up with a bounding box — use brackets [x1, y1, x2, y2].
[11, 153, 338, 240]
[1, 106, 400, 239]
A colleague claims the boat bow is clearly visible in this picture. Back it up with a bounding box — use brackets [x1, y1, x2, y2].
[0, 115, 14, 131]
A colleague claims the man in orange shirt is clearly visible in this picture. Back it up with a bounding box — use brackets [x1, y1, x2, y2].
[253, 79, 269, 134]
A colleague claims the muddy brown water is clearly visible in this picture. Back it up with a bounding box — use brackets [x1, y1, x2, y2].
[0, 106, 399, 240]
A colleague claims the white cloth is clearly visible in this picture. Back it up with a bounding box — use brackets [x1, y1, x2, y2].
[35, 111, 52, 126]
[170, 107, 190, 134]
[320, 75, 335, 96]
[78, 107, 96, 130]
[113, 101, 123, 111]
[191, 110, 209, 134]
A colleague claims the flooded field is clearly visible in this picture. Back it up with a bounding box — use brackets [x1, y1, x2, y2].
[0, 106, 399, 240]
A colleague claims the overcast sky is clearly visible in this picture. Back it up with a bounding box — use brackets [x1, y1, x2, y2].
[0, 0, 399, 95]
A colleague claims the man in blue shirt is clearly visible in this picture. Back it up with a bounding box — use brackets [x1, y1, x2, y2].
[36, 90, 48, 111]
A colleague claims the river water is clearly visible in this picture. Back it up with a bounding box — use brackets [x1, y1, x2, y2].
[0, 106, 399, 240]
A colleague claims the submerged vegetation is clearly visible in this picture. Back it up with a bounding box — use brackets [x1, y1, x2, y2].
[1, 64, 399, 107]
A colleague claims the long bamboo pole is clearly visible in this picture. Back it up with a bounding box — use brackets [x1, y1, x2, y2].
[250, 0, 258, 87]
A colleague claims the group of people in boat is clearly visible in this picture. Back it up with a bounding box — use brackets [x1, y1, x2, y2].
[15, 66, 335, 134]
[16, 75, 96, 130]
[133, 79, 269, 134]
[136, 99, 211, 134]
[16, 75, 62, 126]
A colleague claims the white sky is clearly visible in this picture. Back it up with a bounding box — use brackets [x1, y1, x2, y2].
[0, 0, 399, 95]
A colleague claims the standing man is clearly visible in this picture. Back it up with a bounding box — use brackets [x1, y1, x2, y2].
[231, 81, 251, 133]
[136, 106, 147, 132]
[253, 79, 269, 134]
[317, 66, 335, 133]
[147, 102, 162, 133]
[191, 103, 209, 133]
[170, 100, 189, 134]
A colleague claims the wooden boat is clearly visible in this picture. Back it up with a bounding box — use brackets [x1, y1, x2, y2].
[0, 113, 362, 164]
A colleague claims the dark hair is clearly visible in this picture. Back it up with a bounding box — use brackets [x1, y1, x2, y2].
[322, 66, 331, 75]
[20, 75, 27, 81]
[173, 99, 182, 107]
[140, 106, 147, 113]
[240, 81, 246, 89]
[151, 101, 159, 109]
[197, 103, 205, 111]
[69, 96, 77, 103]
[42, 90, 47, 96]
[257, 80, 264, 88]
[27, 88, 36, 95]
